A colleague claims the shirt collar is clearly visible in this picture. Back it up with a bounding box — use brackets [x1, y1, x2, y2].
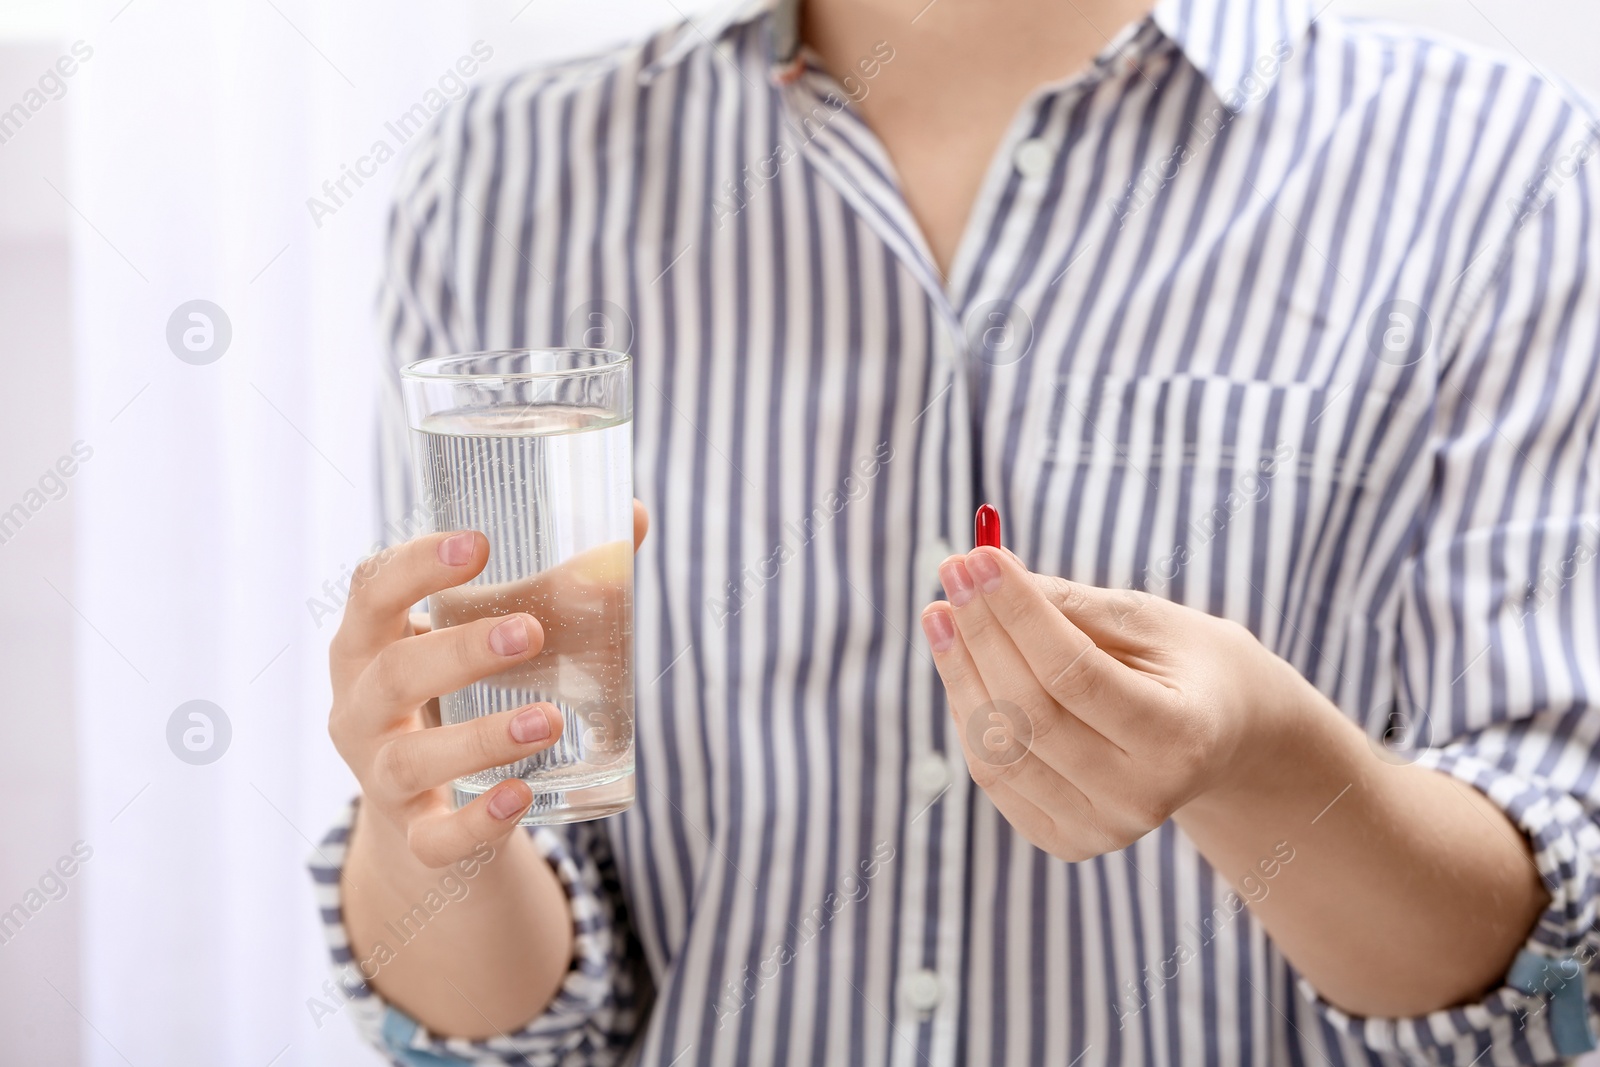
[638, 0, 774, 81]
[642, 0, 1317, 112]
[1150, 0, 1317, 112]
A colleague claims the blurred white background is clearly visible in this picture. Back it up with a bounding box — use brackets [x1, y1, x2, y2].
[0, 0, 1595, 1064]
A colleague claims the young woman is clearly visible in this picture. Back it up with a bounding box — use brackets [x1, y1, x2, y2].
[316, 0, 1600, 1062]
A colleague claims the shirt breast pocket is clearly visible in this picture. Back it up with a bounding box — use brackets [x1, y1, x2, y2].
[1012, 370, 1429, 658]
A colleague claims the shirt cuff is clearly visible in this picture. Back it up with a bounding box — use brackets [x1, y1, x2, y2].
[307, 798, 640, 1066]
[1303, 751, 1600, 1063]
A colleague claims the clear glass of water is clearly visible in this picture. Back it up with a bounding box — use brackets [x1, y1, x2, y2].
[399, 349, 634, 825]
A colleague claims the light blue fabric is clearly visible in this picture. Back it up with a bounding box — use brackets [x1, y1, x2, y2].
[1507, 950, 1595, 1057]
[380, 1007, 470, 1067]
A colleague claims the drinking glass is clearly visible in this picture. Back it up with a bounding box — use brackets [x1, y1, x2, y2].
[400, 349, 634, 824]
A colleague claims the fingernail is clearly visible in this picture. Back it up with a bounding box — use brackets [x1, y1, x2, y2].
[487, 784, 527, 820]
[922, 609, 955, 653]
[439, 532, 475, 566]
[967, 550, 1002, 593]
[489, 617, 530, 656]
[940, 560, 975, 607]
[510, 704, 551, 744]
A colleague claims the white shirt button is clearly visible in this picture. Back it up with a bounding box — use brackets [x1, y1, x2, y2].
[911, 753, 950, 797]
[1013, 137, 1053, 179]
[903, 968, 941, 1011]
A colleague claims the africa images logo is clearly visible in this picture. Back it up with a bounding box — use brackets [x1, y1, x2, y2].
[305, 42, 494, 229]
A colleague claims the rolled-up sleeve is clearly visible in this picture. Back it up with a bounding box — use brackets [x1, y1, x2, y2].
[307, 800, 646, 1066]
[1306, 105, 1600, 1064]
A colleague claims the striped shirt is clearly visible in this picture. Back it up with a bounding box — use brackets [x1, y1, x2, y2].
[310, 0, 1600, 1062]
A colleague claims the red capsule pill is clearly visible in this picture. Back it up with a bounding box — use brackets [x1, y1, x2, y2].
[975, 504, 1001, 549]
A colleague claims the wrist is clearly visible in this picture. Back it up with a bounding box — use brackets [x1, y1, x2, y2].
[339, 796, 578, 1037]
[344, 795, 541, 909]
[1187, 650, 1360, 824]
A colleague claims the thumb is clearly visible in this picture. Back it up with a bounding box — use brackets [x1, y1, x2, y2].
[1026, 572, 1155, 647]
[633, 499, 650, 552]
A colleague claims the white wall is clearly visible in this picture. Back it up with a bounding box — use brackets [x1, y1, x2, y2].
[0, 35, 82, 1067]
[1338, 0, 1600, 101]
[0, 1, 1593, 1065]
